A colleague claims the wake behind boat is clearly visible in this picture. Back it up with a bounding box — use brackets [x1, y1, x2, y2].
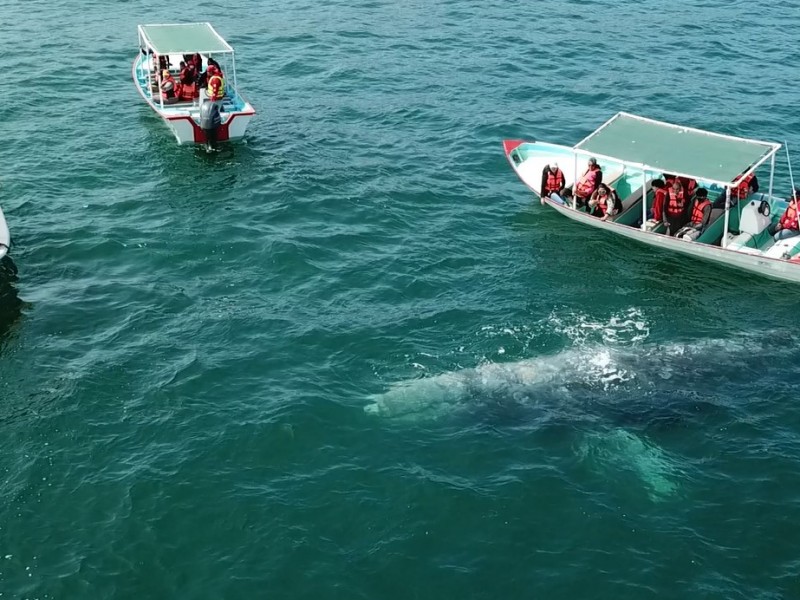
[132, 22, 256, 146]
[504, 112, 800, 284]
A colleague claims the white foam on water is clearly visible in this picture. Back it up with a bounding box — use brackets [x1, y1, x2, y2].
[545, 307, 651, 347]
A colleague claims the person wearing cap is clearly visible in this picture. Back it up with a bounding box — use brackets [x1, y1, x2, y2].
[540, 162, 566, 199]
[570, 157, 603, 208]
[675, 188, 712, 241]
[206, 64, 226, 102]
[767, 189, 800, 242]
[160, 69, 181, 104]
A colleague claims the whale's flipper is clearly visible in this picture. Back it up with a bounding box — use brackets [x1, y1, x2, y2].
[576, 428, 680, 501]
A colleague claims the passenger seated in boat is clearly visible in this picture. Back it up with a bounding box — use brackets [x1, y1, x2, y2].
[191, 53, 203, 75]
[178, 61, 197, 100]
[644, 179, 667, 231]
[664, 173, 697, 197]
[767, 189, 800, 242]
[663, 179, 689, 236]
[178, 80, 196, 102]
[566, 157, 602, 208]
[587, 183, 622, 221]
[160, 70, 181, 105]
[675, 188, 711, 241]
[540, 162, 565, 198]
[178, 61, 191, 83]
[713, 172, 759, 209]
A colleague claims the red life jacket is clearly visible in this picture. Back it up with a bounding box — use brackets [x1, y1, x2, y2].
[652, 188, 667, 221]
[545, 169, 565, 194]
[732, 174, 755, 200]
[594, 192, 609, 215]
[161, 75, 177, 99]
[666, 187, 686, 216]
[576, 166, 599, 197]
[780, 201, 799, 231]
[179, 82, 196, 101]
[690, 198, 711, 226]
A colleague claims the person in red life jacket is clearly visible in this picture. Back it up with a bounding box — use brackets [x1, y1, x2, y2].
[177, 61, 197, 101]
[714, 172, 759, 208]
[206, 65, 225, 102]
[767, 189, 800, 242]
[587, 183, 622, 221]
[570, 157, 603, 208]
[160, 70, 181, 104]
[663, 174, 696, 199]
[679, 177, 697, 198]
[179, 61, 195, 84]
[644, 179, 668, 230]
[663, 179, 689, 235]
[540, 162, 566, 199]
[732, 173, 758, 200]
[189, 53, 204, 86]
[675, 188, 712, 241]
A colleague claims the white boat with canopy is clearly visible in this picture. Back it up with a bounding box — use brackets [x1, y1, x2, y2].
[504, 112, 800, 284]
[132, 22, 256, 145]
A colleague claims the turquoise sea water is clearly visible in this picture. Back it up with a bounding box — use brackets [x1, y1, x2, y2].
[3, 0, 800, 597]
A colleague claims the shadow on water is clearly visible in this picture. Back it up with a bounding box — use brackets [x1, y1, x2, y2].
[0, 256, 24, 355]
[0, 257, 68, 427]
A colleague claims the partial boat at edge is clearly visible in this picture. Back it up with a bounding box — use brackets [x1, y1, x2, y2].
[0, 205, 10, 260]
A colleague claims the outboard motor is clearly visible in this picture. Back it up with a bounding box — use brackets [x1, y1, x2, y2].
[199, 100, 222, 152]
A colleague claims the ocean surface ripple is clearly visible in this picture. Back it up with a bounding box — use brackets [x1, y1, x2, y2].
[2, 0, 800, 598]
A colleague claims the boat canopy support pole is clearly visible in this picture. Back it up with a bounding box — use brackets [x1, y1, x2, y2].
[722, 187, 731, 248]
[231, 52, 238, 97]
[787, 141, 796, 193]
[641, 170, 647, 230]
[158, 69, 164, 110]
[768, 152, 775, 202]
[572, 152, 578, 210]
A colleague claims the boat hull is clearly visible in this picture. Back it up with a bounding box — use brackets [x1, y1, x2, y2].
[504, 140, 800, 285]
[546, 197, 800, 284]
[0, 205, 9, 259]
[132, 54, 256, 145]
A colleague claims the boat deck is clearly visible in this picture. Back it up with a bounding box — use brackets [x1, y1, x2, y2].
[133, 53, 250, 119]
